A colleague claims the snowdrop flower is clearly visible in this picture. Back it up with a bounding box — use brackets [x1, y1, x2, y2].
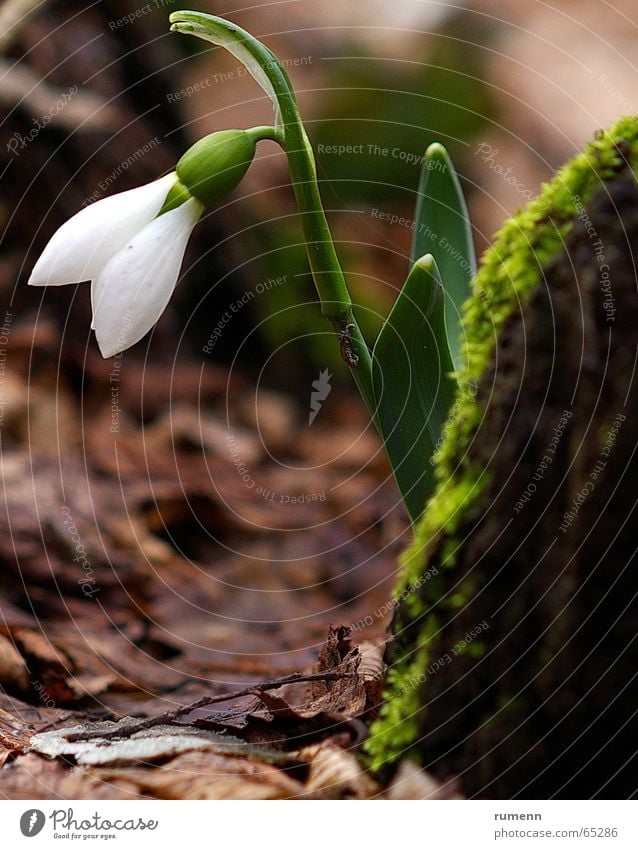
[29, 129, 262, 357]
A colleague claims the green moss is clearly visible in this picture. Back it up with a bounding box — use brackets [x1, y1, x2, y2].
[464, 641, 486, 659]
[366, 116, 638, 771]
[367, 617, 440, 768]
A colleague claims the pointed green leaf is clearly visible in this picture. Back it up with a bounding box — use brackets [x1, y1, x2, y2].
[411, 142, 476, 373]
[372, 254, 457, 522]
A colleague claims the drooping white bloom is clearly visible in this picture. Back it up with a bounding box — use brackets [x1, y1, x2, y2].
[29, 173, 203, 357]
[29, 128, 260, 358]
[29, 173, 177, 288]
[91, 197, 202, 358]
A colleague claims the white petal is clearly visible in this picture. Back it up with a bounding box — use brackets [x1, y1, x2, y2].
[28, 172, 177, 287]
[92, 198, 203, 358]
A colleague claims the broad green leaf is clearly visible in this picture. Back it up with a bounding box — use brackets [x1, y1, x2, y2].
[372, 254, 457, 522]
[170, 11, 283, 126]
[411, 142, 476, 373]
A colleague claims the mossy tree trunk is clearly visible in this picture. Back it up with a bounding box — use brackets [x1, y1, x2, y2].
[367, 121, 638, 798]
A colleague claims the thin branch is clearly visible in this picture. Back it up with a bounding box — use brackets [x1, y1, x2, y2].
[64, 671, 356, 743]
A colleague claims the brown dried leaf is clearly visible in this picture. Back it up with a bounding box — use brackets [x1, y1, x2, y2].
[12, 629, 75, 704]
[0, 753, 137, 800]
[0, 633, 30, 693]
[357, 640, 386, 707]
[299, 741, 379, 799]
[0, 694, 76, 751]
[89, 749, 305, 800]
[254, 627, 368, 723]
[385, 759, 464, 800]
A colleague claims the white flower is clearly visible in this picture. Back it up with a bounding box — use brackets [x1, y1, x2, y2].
[29, 172, 203, 357]
[29, 128, 260, 357]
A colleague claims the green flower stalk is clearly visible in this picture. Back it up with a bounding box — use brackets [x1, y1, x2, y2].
[30, 11, 476, 523]
[168, 11, 476, 521]
[169, 11, 375, 413]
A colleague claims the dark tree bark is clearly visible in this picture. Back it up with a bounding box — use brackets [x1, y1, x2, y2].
[370, 131, 638, 798]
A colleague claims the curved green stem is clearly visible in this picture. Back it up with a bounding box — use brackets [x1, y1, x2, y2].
[274, 99, 375, 410]
[170, 11, 375, 413]
[245, 125, 282, 144]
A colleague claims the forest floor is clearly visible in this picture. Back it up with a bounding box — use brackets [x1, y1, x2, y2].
[0, 322, 460, 799]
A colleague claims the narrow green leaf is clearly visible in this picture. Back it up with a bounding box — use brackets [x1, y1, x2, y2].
[372, 254, 457, 522]
[411, 142, 476, 373]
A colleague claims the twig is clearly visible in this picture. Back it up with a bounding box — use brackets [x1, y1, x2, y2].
[64, 671, 356, 743]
